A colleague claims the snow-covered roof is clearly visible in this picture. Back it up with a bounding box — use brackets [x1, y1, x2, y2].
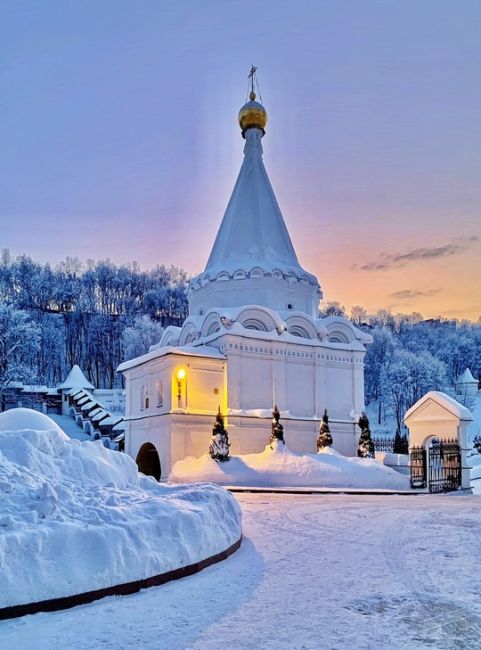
[88, 407, 104, 418]
[80, 401, 98, 411]
[112, 420, 125, 431]
[21, 385, 49, 393]
[68, 388, 86, 398]
[458, 368, 478, 384]
[8, 381, 24, 389]
[187, 124, 321, 316]
[200, 129, 316, 284]
[319, 315, 373, 345]
[118, 345, 226, 373]
[58, 365, 94, 391]
[98, 415, 123, 427]
[404, 391, 473, 423]
[91, 409, 110, 422]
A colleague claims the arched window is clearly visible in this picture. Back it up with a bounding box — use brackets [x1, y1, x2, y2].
[140, 384, 149, 411]
[157, 380, 164, 408]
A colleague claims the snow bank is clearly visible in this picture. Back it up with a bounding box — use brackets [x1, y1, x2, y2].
[0, 409, 241, 609]
[469, 454, 481, 480]
[170, 442, 410, 490]
[467, 391, 481, 445]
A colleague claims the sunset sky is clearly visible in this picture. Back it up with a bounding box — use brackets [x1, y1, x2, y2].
[1, 1, 480, 320]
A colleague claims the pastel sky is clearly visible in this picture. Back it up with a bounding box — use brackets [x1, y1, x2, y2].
[1, 1, 480, 320]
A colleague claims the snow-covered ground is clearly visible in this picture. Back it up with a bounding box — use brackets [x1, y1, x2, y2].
[171, 442, 410, 490]
[49, 413, 90, 441]
[1, 492, 480, 649]
[0, 409, 241, 608]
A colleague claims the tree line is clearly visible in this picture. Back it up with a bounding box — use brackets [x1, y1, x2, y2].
[322, 301, 481, 433]
[2, 249, 480, 428]
[0, 250, 188, 391]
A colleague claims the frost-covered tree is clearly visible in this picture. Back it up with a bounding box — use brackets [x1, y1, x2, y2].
[269, 405, 285, 446]
[350, 305, 368, 326]
[209, 409, 230, 462]
[381, 349, 447, 434]
[0, 305, 41, 410]
[368, 309, 397, 332]
[363, 327, 395, 424]
[121, 315, 164, 362]
[357, 412, 375, 458]
[0, 252, 188, 388]
[316, 409, 333, 451]
[319, 301, 346, 318]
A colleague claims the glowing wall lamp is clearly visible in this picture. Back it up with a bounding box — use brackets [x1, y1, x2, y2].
[176, 368, 186, 408]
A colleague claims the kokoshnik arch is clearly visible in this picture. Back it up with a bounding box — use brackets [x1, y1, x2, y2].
[118, 71, 372, 479]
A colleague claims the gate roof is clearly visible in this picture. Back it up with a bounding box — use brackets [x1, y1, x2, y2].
[404, 391, 473, 424]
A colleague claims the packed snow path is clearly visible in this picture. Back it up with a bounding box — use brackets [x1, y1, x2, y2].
[1, 494, 481, 650]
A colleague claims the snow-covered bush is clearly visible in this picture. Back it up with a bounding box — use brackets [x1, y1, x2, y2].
[316, 409, 333, 451]
[209, 409, 230, 462]
[269, 405, 285, 446]
[473, 435, 481, 454]
[357, 412, 375, 458]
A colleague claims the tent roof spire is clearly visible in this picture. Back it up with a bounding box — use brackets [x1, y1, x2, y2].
[188, 72, 321, 316]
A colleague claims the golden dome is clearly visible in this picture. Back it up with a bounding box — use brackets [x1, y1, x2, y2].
[238, 90, 267, 136]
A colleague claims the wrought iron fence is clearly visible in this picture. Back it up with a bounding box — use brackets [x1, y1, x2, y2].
[373, 436, 395, 453]
[373, 435, 409, 455]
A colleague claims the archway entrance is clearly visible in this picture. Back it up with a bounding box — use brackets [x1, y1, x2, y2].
[136, 442, 161, 480]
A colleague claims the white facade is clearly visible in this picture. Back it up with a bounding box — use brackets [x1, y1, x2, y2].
[119, 87, 372, 479]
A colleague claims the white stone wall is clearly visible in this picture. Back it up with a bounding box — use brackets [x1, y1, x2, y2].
[220, 332, 365, 423]
[189, 275, 320, 318]
[121, 328, 366, 476]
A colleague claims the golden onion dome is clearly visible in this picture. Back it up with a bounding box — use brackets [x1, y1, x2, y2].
[238, 90, 267, 137]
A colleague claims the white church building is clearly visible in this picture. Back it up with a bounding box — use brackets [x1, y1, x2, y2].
[119, 78, 372, 479]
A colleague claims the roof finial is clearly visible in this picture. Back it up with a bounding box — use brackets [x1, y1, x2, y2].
[239, 66, 267, 136]
[248, 64, 257, 100]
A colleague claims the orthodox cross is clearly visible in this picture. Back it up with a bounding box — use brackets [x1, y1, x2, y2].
[248, 65, 258, 94]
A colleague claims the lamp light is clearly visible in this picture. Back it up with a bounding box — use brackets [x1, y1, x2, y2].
[176, 368, 186, 407]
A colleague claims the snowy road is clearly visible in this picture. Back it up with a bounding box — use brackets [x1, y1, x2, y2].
[2, 493, 481, 650]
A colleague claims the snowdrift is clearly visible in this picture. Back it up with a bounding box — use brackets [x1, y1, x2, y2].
[0, 409, 241, 609]
[170, 442, 410, 490]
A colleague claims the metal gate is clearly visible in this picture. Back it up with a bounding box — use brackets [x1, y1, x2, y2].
[428, 439, 461, 493]
[410, 439, 461, 492]
[410, 445, 426, 489]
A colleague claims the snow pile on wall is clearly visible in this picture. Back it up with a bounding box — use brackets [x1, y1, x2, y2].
[0, 409, 241, 609]
[170, 442, 410, 490]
